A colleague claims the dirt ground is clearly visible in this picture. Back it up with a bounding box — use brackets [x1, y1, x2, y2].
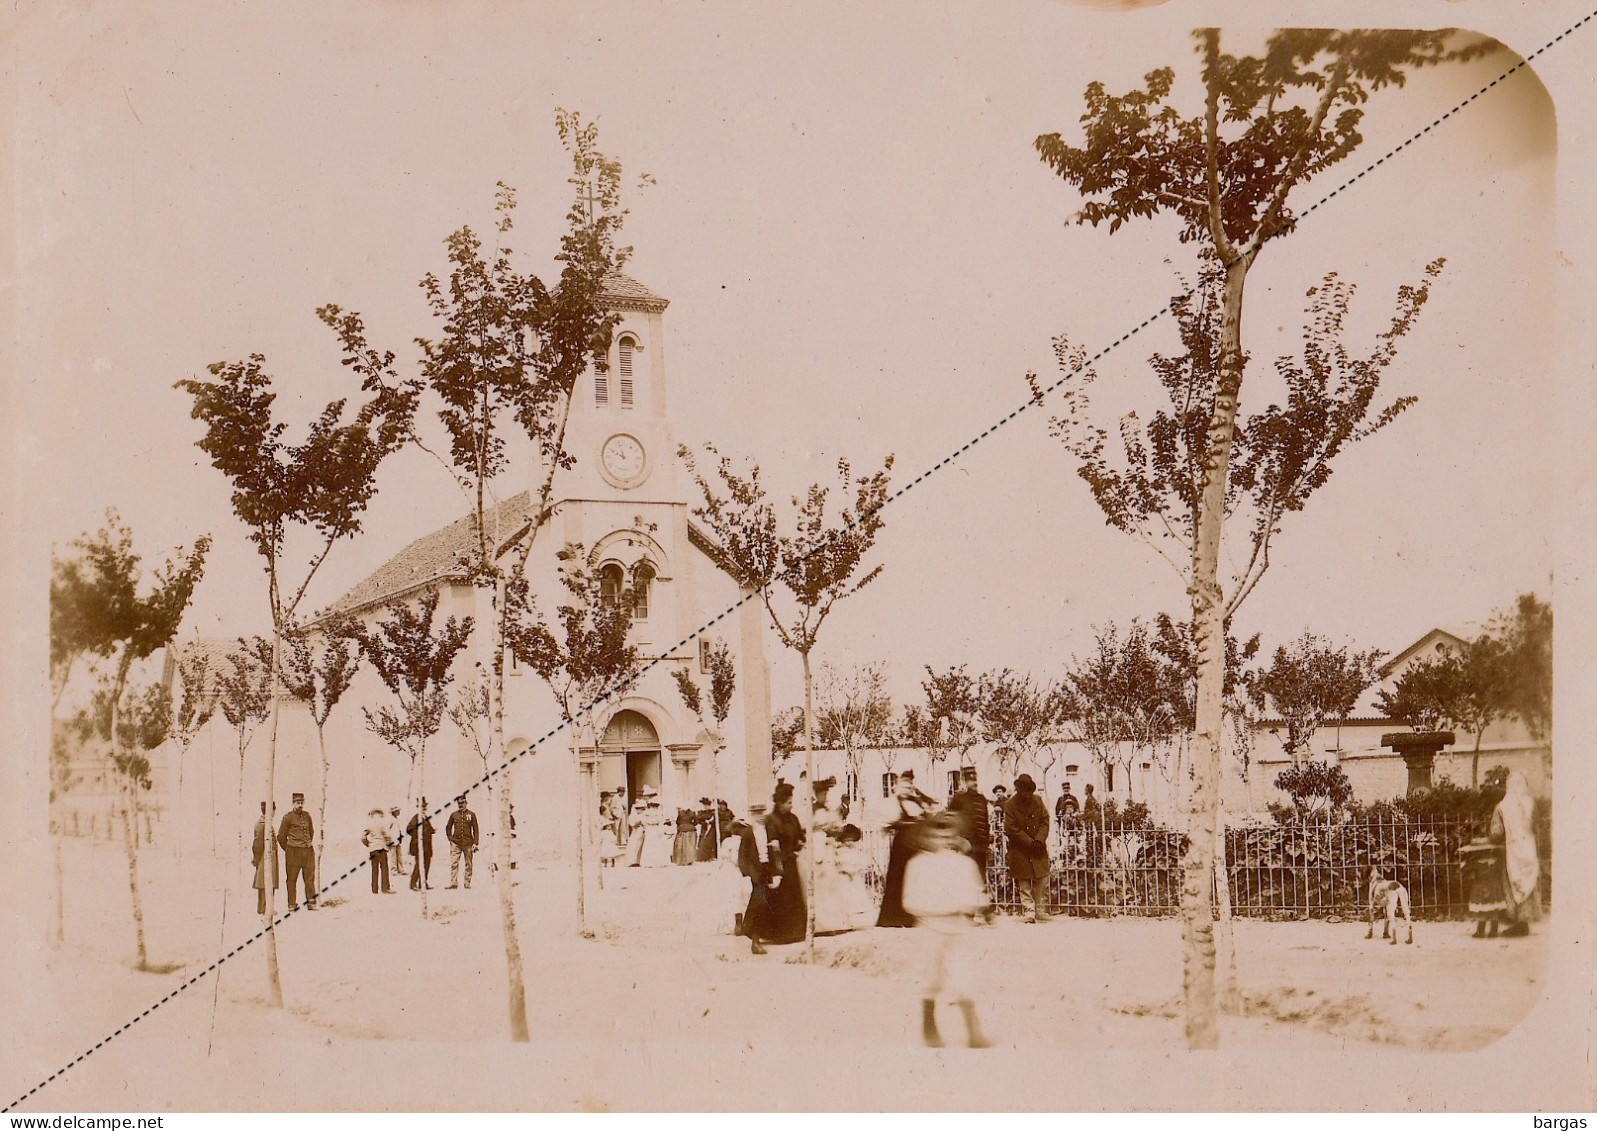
[6, 839, 1555, 1111]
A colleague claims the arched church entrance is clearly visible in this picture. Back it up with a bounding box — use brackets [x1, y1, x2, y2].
[598, 709, 662, 801]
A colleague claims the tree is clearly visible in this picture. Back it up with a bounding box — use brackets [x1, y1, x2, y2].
[907, 666, 982, 791]
[681, 444, 894, 949]
[168, 644, 221, 869]
[322, 111, 629, 1042]
[977, 669, 1060, 789]
[279, 618, 362, 886]
[355, 589, 474, 920]
[1489, 593, 1552, 743]
[1030, 29, 1487, 1048]
[506, 544, 639, 934]
[1271, 760, 1354, 822]
[178, 282, 417, 1008]
[1060, 621, 1181, 802]
[674, 638, 738, 847]
[1246, 633, 1385, 767]
[49, 513, 209, 967]
[770, 707, 806, 780]
[814, 661, 894, 804]
[217, 638, 273, 872]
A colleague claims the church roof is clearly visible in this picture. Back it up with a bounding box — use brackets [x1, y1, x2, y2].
[599, 270, 669, 313]
[316, 493, 536, 621]
[318, 493, 739, 622]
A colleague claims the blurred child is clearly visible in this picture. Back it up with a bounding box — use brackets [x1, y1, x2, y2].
[901, 813, 992, 1048]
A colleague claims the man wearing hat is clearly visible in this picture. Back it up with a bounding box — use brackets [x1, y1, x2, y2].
[446, 795, 480, 889]
[362, 807, 395, 894]
[1002, 774, 1052, 923]
[278, 792, 317, 911]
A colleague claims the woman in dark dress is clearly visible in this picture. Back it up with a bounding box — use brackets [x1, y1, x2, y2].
[762, 783, 809, 944]
[877, 769, 935, 927]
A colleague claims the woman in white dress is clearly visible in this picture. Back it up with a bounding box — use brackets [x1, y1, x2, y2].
[812, 779, 875, 933]
[639, 793, 675, 868]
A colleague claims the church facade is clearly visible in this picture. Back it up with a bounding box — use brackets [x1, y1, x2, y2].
[215, 273, 776, 869]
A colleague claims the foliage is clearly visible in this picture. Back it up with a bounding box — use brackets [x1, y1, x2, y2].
[681, 445, 895, 661]
[1100, 799, 1155, 829]
[280, 617, 363, 730]
[1270, 760, 1354, 822]
[1489, 593, 1552, 741]
[1060, 619, 1184, 793]
[976, 667, 1061, 779]
[356, 589, 475, 761]
[505, 544, 639, 726]
[1031, 263, 1443, 611]
[770, 707, 805, 762]
[1246, 633, 1384, 764]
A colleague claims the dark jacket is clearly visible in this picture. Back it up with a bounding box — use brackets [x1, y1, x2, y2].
[446, 809, 479, 848]
[731, 821, 766, 883]
[947, 788, 991, 855]
[407, 814, 436, 855]
[278, 808, 315, 850]
[764, 809, 806, 877]
[1003, 793, 1052, 881]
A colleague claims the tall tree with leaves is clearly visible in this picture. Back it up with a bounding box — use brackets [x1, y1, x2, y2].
[978, 669, 1063, 790]
[322, 111, 629, 1042]
[507, 545, 639, 934]
[167, 645, 220, 869]
[356, 589, 474, 920]
[217, 638, 273, 873]
[1488, 593, 1552, 744]
[279, 618, 362, 887]
[1246, 633, 1385, 767]
[681, 444, 894, 949]
[178, 301, 416, 1008]
[49, 513, 209, 966]
[1031, 29, 1488, 1048]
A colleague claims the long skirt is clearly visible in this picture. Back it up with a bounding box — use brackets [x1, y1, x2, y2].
[764, 866, 807, 944]
[673, 827, 697, 866]
[876, 825, 917, 927]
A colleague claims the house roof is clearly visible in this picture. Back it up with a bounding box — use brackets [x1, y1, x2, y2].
[1377, 627, 1471, 678]
[599, 271, 669, 313]
[316, 493, 536, 621]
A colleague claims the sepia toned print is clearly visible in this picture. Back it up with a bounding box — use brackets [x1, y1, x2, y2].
[5, 1, 1595, 1114]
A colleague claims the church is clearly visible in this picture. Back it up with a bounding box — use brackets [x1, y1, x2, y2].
[213, 273, 776, 869]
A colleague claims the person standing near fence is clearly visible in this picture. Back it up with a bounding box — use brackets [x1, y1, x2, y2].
[947, 769, 991, 878]
[1473, 770, 1542, 938]
[902, 813, 992, 1048]
[1003, 774, 1052, 923]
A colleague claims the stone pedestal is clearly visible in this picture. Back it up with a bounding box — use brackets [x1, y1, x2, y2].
[1381, 731, 1456, 794]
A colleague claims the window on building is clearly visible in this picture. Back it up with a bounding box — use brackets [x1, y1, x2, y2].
[946, 770, 961, 799]
[598, 563, 625, 610]
[1065, 764, 1080, 775]
[595, 357, 609, 406]
[844, 770, 858, 806]
[618, 336, 636, 407]
[630, 561, 655, 619]
[1105, 765, 1115, 793]
[881, 772, 899, 799]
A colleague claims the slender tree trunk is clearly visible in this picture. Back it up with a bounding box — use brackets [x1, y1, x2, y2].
[262, 631, 285, 1009]
[801, 648, 817, 956]
[573, 732, 588, 935]
[1183, 251, 1253, 1050]
[120, 776, 150, 971]
[1214, 799, 1240, 1013]
[316, 726, 330, 904]
[1471, 730, 1484, 788]
[411, 747, 429, 919]
[489, 574, 530, 1042]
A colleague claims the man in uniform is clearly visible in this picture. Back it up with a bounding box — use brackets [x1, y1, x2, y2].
[278, 792, 317, 911]
[446, 795, 480, 889]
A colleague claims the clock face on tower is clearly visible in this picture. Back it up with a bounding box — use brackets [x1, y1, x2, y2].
[599, 433, 648, 488]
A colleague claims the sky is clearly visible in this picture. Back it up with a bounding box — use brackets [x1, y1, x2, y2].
[14, 1, 1564, 713]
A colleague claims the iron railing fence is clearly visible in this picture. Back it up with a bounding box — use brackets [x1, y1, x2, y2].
[863, 814, 1552, 920]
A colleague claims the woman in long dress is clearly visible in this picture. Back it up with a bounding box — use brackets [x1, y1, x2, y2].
[877, 769, 936, 927]
[624, 797, 647, 867]
[813, 779, 874, 933]
[762, 783, 808, 944]
[640, 797, 675, 868]
[1469, 770, 1543, 937]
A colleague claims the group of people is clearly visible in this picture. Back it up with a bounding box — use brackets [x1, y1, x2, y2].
[598, 787, 740, 870]
[251, 792, 483, 912]
[361, 796, 481, 894]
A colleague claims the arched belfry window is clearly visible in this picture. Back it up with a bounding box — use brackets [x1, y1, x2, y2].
[594, 356, 610, 407]
[630, 560, 655, 620]
[598, 562, 625, 610]
[617, 336, 637, 408]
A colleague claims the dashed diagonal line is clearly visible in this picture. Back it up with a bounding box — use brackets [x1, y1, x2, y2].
[8, 15, 1590, 1112]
